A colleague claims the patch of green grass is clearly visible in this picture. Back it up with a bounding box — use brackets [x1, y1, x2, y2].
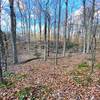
[71, 67, 89, 77]
[3, 71, 15, 78]
[0, 82, 6, 88]
[15, 73, 27, 81]
[0, 80, 15, 88]
[71, 62, 92, 86]
[0, 72, 16, 88]
[96, 64, 100, 69]
[73, 76, 82, 84]
[32, 85, 52, 99]
[78, 62, 88, 69]
[1, 72, 27, 89]
[73, 76, 93, 86]
[16, 87, 33, 100]
[16, 85, 52, 99]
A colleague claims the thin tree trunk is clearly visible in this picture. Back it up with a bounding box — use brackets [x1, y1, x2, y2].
[39, 12, 42, 41]
[63, 0, 68, 56]
[86, 33, 91, 53]
[90, 0, 96, 73]
[0, 54, 3, 83]
[27, 0, 31, 51]
[44, 13, 47, 61]
[0, 31, 3, 83]
[55, 0, 61, 65]
[54, 8, 57, 49]
[83, 0, 87, 53]
[47, 16, 50, 56]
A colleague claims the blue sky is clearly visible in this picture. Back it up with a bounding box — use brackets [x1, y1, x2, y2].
[1, 0, 82, 33]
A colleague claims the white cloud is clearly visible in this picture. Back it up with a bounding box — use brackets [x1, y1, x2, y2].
[73, 6, 83, 16]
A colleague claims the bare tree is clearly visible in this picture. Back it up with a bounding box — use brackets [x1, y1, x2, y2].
[17, 0, 25, 36]
[27, 0, 31, 50]
[47, 12, 51, 56]
[9, 0, 18, 64]
[53, 0, 58, 46]
[63, 0, 68, 56]
[38, 5, 42, 41]
[44, 0, 49, 61]
[83, 0, 87, 53]
[55, 0, 61, 64]
[0, 0, 3, 82]
[90, 0, 96, 73]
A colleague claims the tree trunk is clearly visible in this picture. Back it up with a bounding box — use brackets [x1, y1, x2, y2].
[90, 0, 96, 73]
[39, 12, 42, 41]
[0, 31, 3, 83]
[53, 8, 57, 50]
[63, 0, 68, 56]
[9, 0, 18, 64]
[83, 0, 87, 53]
[55, 0, 61, 65]
[47, 16, 50, 56]
[44, 13, 47, 61]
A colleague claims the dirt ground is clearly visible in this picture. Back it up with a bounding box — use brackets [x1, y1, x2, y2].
[0, 52, 100, 100]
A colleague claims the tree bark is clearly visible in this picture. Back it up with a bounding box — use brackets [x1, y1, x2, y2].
[9, 0, 18, 64]
[63, 0, 68, 56]
[0, 0, 3, 80]
[44, 12, 47, 61]
[90, 0, 96, 73]
[55, 0, 61, 64]
[39, 12, 42, 41]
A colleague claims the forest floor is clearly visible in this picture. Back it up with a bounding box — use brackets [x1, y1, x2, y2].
[0, 53, 100, 100]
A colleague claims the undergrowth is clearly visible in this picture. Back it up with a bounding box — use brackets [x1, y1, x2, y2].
[71, 62, 93, 86]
